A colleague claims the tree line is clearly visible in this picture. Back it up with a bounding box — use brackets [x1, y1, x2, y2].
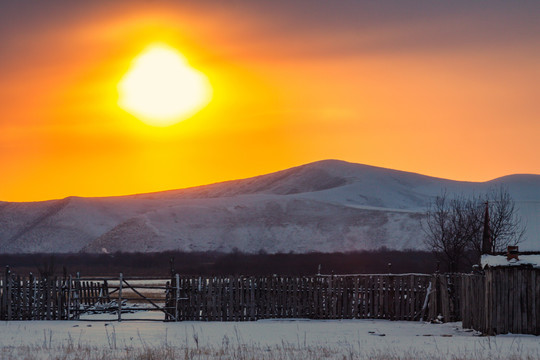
[0, 249, 438, 277]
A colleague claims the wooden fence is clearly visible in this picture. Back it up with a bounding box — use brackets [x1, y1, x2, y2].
[461, 267, 540, 335]
[426, 273, 462, 323]
[1, 268, 460, 323]
[0, 268, 111, 320]
[9, 266, 538, 335]
[167, 274, 441, 321]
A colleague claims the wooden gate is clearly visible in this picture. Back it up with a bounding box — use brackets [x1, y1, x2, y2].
[0, 268, 178, 321]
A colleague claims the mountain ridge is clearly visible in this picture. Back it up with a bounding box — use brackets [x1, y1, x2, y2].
[1, 159, 539, 253]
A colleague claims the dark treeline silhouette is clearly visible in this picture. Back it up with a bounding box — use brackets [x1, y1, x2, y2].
[0, 249, 440, 277]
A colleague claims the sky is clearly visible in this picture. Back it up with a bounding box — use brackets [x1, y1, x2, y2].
[1, 0, 539, 202]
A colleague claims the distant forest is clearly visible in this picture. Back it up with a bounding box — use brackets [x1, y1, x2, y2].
[0, 249, 447, 277]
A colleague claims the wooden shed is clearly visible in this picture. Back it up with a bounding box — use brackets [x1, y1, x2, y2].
[461, 251, 540, 335]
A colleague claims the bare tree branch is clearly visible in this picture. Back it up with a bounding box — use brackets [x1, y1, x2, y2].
[423, 186, 525, 272]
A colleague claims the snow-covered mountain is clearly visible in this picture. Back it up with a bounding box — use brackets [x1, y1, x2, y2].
[1, 160, 539, 253]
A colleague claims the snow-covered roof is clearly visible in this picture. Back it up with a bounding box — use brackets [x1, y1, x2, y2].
[481, 254, 540, 269]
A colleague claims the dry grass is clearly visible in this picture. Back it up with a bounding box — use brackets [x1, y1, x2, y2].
[0, 342, 539, 360]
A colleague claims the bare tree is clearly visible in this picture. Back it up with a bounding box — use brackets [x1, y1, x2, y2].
[468, 186, 526, 258]
[485, 187, 525, 252]
[423, 187, 525, 272]
[422, 193, 477, 272]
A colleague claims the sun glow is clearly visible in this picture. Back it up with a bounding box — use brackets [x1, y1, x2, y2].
[118, 44, 212, 127]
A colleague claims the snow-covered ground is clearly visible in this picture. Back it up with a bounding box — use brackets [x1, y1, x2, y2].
[1, 316, 539, 359]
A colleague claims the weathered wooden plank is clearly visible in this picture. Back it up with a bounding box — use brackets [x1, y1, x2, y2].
[527, 270, 534, 335]
[534, 269, 540, 335]
[6, 268, 12, 321]
[370, 276, 376, 318]
[532, 270, 539, 335]
[495, 270, 503, 334]
[523, 270, 530, 334]
[515, 269, 522, 334]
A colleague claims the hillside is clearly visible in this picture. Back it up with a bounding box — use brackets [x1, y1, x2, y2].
[1, 160, 539, 253]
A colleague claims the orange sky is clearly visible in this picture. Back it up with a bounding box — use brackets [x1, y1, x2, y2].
[1, 1, 540, 202]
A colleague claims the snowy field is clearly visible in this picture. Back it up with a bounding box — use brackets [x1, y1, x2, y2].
[0, 316, 539, 359]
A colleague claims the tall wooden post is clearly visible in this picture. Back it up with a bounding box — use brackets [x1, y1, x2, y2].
[482, 201, 492, 255]
[6, 266, 11, 320]
[118, 273, 123, 322]
[67, 274, 72, 320]
[175, 273, 180, 322]
[74, 272, 81, 320]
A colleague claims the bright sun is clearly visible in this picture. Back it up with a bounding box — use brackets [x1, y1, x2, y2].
[118, 44, 212, 127]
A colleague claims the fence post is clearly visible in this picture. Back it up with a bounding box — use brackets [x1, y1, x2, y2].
[74, 272, 81, 320]
[420, 279, 432, 322]
[118, 273, 123, 322]
[6, 266, 11, 321]
[67, 275, 72, 320]
[1, 266, 6, 320]
[175, 273, 180, 322]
